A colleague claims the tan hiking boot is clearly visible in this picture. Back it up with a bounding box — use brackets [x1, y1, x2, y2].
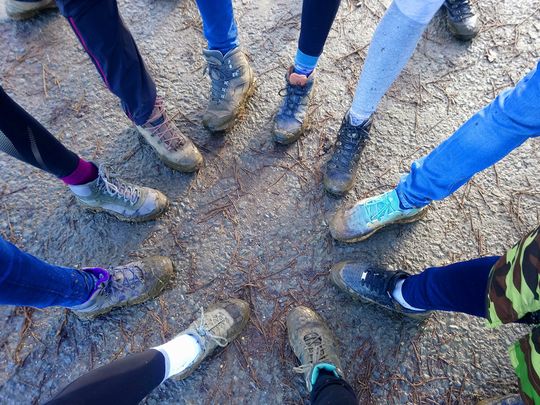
[70, 256, 174, 320]
[202, 48, 255, 132]
[287, 306, 344, 392]
[6, 0, 56, 20]
[173, 299, 250, 380]
[137, 98, 203, 172]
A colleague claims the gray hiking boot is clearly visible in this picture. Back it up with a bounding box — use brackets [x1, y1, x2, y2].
[202, 48, 255, 132]
[323, 114, 372, 196]
[173, 299, 250, 380]
[72, 166, 169, 222]
[71, 256, 174, 320]
[330, 261, 430, 320]
[6, 0, 56, 20]
[287, 306, 344, 392]
[443, 0, 479, 41]
[273, 68, 316, 145]
[477, 394, 524, 405]
[137, 98, 203, 172]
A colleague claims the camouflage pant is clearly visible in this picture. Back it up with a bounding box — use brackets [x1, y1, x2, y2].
[486, 226, 540, 405]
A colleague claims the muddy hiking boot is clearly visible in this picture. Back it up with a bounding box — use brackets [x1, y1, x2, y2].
[329, 189, 426, 243]
[73, 166, 169, 222]
[477, 394, 524, 405]
[137, 98, 203, 172]
[273, 68, 316, 145]
[443, 0, 479, 41]
[331, 262, 430, 321]
[172, 299, 250, 380]
[323, 115, 372, 196]
[287, 306, 345, 392]
[202, 48, 255, 132]
[71, 256, 174, 320]
[6, 0, 56, 20]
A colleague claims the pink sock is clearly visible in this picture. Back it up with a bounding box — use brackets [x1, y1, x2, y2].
[61, 159, 98, 185]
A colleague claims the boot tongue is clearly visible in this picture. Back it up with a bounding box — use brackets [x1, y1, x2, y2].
[203, 49, 225, 64]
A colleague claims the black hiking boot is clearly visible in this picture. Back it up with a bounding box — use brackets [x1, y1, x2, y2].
[443, 0, 479, 41]
[330, 261, 430, 320]
[323, 115, 371, 196]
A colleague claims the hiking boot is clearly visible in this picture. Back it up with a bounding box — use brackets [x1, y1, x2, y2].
[477, 394, 524, 405]
[323, 115, 372, 196]
[71, 256, 174, 320]
[272, 68, 315, 145]
[331, 261, 430, 320]
[329, 189, 426, 243]
[137, 98, 203, 172]
[173, 299, 250, 380]
[6, 0, 56, 20]
[73, 166, 169, 222]
[202, 48, 255, 132]
[443, 0, 479, 41]
[287, 306, 344, 392]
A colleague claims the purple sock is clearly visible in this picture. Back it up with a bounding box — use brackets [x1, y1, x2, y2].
[61, 159, 98, 185]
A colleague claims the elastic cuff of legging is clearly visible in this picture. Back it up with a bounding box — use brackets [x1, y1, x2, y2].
[294, 49, 319, 73]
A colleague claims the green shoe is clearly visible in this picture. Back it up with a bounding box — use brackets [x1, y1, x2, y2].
[202, 48, 255, 132]
[71, 256, 174, 320]
[173, 299, 250, 380]
[72, 166, 169, 222]
[287, 306, 344, 392]
[329, 189, 426, 243]
[6, 0, 56, 20]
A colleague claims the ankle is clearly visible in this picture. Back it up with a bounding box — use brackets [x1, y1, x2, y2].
[153, 334, 202, 381]
[347, 109, 371, 127]
[61, 159, 98, 186]
[391, 278, 425, 312]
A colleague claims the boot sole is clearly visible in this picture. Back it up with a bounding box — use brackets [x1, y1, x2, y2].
[332, 208, 428, 244]
[81, 198, 169, 223]
[75, 258, 175, 321]
[160, 153, 203, 173]
[6, 2, 57, 20]
[204, 76, 257, 133]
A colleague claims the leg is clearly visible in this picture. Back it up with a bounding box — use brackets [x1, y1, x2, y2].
[397, 61, 540, 209]
[194, 0, 238, 54]
[56, 0, 156, 125]
[0, 236, 95, 308]
[46, 349, 166, 405]
[310, 370, 358, 405]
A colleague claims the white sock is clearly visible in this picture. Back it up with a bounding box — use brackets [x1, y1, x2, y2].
[153, 334, 201, 381]
[69, 183, 93, 197]
[348, 109, 371, 126]
[392, 279, 425, 311]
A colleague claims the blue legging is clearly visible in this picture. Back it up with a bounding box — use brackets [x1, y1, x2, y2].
[402, 256, 499, 318]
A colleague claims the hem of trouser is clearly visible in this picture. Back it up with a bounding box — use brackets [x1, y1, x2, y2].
[126, 96, 158, 126]
[150, 348, 169, 384]
[395, 184, 426, 210]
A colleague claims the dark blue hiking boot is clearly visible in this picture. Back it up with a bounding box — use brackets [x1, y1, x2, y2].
[443, 0, 479, 41]
[323, 115, 371, 196]
[273, 69, 315, 145]
[330, 261, 430, 320]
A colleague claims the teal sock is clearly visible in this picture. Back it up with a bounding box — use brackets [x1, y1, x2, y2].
[294, 49, 319, 76]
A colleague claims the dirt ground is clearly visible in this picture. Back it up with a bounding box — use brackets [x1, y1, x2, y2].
[0, 0, 539, 403]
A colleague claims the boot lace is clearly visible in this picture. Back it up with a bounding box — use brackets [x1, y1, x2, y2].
[195, 307, 229, 347]
[361, 192, 399, 224]
[146, 99, 186, 151]
[445, 0, 474, 19]
[103, 265, 145, 303]
[329, 118, 370, 172]
[278, 82, 309, 118]
[293, 332, 329, 374]
[205, 60, 240, 105]
[97, 167, 140, 206]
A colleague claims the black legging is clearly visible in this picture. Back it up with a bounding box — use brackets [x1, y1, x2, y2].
[0, 86, 79, 178]
[298, 0, 342, 57]
[46, 350, 358, 404]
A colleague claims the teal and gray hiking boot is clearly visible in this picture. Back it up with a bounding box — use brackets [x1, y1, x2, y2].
[72, 166, 169, 222]
[71, 256, 174, 320]
[443, 0, 479, 41]
[172, 299, 250, 380]
[287, 306, 345, 392]
[329, 189, 426, 243]
[273, 68, 315, 145]
[137, 98, 203, 172]
[331, 262, 430, 320]
[323, 115, 372, 196]
[202, 48, 255, 132]
[477, 394, 524, 405]
[6, 0, 56, 20]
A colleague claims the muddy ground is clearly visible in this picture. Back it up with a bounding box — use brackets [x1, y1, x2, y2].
[0, 0, 539, 403]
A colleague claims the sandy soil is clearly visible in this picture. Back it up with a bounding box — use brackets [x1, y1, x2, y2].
[0, 0, 539, 403]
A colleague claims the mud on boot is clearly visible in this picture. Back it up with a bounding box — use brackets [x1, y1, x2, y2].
[323, 114, 371, 196]
[6, 0, 56, 20]
[70, 256, 174, 320]
[287, 306, 345, 392]
[330, 261, 430, 320]
[443, 0, 479, 41]
[202, 48, 255, 132]
[272, 68, 315, 145]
